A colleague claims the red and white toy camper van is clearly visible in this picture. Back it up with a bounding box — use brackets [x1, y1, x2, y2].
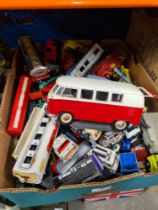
[46, 76, 153, 131]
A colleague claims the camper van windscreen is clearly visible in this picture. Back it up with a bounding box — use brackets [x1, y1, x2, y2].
[52, 85, 59, 94]
[56, 87, 64, 96]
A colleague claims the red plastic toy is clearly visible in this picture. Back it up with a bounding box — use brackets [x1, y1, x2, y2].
[92, 52, 126, 79]
[43, 40, 57, 64]
[31, 74, 50, 82]
[7, 76, 32, 136]
[131, 145, 148, 162]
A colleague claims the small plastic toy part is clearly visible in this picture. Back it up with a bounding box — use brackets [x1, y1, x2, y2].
[43, 39, 57, 64]
[119, 152, 139, 174]
[7, 76, 32, 136]
[77, 128, 100, 147]
[18, 36, 48, 77]
[121, 138, 131, 152]
[31, 73, 50, 82]
[61, 47, 78, 73]
[51, 141, 91, 174]
[39, 76, 57, 89]
[131, 145, 148, 162]
[29, 91, 43, 100]
[40, 174, 55, 190]
[120, 65, 131, 83]
[93, 143, 119, 172]
[98, 132, 123, 152]
[40, 82, 55, 94]
[52, 154, 104, 187]
[53, 134, 79, 162]
[124, 124, 141, 140]
[63, 40, 88, 54]
[68, 43, 104, 77]
[113, 67, 131, 83]
[146, 154, 158, 172]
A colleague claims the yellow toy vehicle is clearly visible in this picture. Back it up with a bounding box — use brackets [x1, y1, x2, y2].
[146, 154, 158, 172]
[63, 40, 88, 53]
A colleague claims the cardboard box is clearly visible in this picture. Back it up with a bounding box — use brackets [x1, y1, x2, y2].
[1, 39, 158, 208]
[127, 9, 158, 86]
[0, 50, 18, 189]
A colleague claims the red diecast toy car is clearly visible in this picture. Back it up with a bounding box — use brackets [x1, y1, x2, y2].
[92, 52, 126, 79]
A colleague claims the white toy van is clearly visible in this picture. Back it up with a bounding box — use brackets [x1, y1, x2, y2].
[47, 76, 154, 131]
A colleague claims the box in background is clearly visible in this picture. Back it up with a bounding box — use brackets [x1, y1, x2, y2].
[127, 9, 158, 87]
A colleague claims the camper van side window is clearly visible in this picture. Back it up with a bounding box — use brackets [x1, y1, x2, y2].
[56, 87, 64, 96]
[81, 89, 93, 100]
[96, 91, 108, 101]
[112, 94, 123, 102]
[62, 88, 77, 98]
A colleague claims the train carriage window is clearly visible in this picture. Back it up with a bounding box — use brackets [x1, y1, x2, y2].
[81, 89, 93, 100]
[62, 88, 77, 98]
[80, 66, 85, 72]
[96, 91, 108, 101]
[30, 145, 38, 151]
[112, 94, 123, 102]
[23, 156, 32, 164]
[94, 48, 100, 55]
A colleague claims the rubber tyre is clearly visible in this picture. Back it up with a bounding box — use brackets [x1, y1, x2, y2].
[58, 112, 73, 126]
[112, 120, 128, 131]
[112, 143, 121, 153]
[85, 133, 90, 140]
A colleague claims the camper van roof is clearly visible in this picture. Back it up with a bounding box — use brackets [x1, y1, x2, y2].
[57, 76, 142, 95]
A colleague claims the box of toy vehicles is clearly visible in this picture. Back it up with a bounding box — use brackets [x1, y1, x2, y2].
[1, 9, 158, 208]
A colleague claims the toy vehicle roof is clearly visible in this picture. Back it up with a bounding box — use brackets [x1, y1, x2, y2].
[56, 76, 143, 95]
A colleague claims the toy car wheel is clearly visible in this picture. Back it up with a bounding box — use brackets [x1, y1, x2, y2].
[85, 133, 90, 139]
[112, 143, 121, 153]
[145, 160, 150, 172]
[113, 120, 128, 131]
[77, 129, 83, 135]
[58, 112, 73, 125]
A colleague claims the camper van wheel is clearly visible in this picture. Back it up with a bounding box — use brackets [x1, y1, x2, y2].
[113, 120, 128, 131]
[58, 112, 73, 125]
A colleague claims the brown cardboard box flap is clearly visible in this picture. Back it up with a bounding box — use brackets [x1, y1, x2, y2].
[127, 9, 158, 87]
[128, 54, 158, 111]
[0, 50, 17, 131]
[0, 130, 14, 188]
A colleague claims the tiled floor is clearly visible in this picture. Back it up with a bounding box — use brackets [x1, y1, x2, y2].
[68, 190, 158, 210]
[2, 190, 158, 210]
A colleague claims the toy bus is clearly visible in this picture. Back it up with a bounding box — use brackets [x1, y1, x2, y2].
[47, 76, 150, 131]
[13, 105, 59, 184]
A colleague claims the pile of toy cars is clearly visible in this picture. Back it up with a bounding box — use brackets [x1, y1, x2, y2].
[8, 37, 158, 189]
